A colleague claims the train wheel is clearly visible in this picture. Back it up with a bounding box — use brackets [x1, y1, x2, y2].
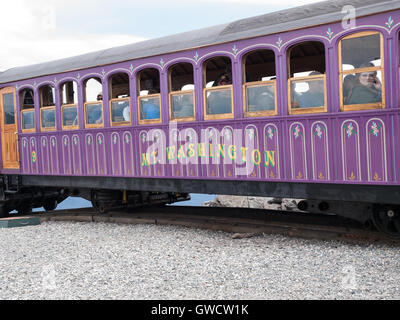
[17, 204, 32, 215]
[372, 206, 400, 238]
[43, 199, 58, 211]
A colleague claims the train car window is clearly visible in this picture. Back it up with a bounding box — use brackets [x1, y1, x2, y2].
[109, 73, 131, 126]
[339, 31, 384, 111]
[3, 93, 15, 125]
[169, 62, 195, 122]
[137, 68, 161, 124]
[21, 110, 35, 131]
[84, 77, 103, 128]
[203, 56, 233, 120]
[19, 88, 35, 132]
[243, 49, 277, 117]
[39, 85, 56, 131]
[60, 81, 78, 130]
[288, 41, 327, 114]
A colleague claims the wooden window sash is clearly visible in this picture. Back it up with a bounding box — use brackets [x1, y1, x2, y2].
[203, 85, 234, 120]
[288, 74, 328, 115]
[169, 90, 195, 122]
[40, 106, 56, 132]
[84, 101, 104, 129]
[137, 93, 162, 125]
[21, 109, 36, 133]
[61, 104, 79, 130]
[110, 97, 131, 127]
[338, 31, 385, 111]
[243, 80, 277, 117]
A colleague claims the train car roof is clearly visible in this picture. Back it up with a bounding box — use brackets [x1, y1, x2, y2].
[0, 0, 398, 84]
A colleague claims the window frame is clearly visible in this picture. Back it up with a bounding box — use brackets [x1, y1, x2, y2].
[203, 85, 234, 120]
[61, 103, 79, 131]
[84, 101, 104, 129]
[137, 93, 162, 125]
[109, 97, 131, 126]
[169, 89, 195, 122]
[21, 109, 36, 133]
[288, 73, 328, 115]
[40, 105, 56, 132]
[243, 80, 277, 117]
[338, 30, 385, 111]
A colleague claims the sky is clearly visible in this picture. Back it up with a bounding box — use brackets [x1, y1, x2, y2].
[0, 0, 323, 72]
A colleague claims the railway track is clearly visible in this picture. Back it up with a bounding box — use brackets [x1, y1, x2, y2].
[24, 205, 400, 245]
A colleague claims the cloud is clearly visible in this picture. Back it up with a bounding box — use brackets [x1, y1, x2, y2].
[0, 0, 145, 71]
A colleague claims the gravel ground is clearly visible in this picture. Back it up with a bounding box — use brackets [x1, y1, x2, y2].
[0, 221, 399, 300]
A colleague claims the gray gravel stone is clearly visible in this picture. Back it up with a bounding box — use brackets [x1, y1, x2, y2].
[0, 221, 399, 300]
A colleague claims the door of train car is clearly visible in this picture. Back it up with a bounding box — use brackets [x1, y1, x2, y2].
[0, 87, 19, 169]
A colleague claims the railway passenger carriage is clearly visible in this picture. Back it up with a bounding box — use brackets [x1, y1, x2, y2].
[1, 0, 400, 237]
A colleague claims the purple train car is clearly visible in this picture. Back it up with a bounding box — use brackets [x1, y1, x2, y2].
[1, 0, 400, 236]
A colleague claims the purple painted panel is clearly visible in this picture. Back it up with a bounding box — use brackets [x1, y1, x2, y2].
[49, 136, 59, 174]
[311, 121, 330, 181]
[152, 130, 166, 178]
[62, 135, 72, 175]
[40, 136, 50, 175]
[204, 127, 220, 179]
[96, 133, 107, 175]
[221, 126, 235, 179]
[21, 138, 31, 174]
[111, 132, 122, 176]
[139, 131, 151, 177]
[179, 128, 198, 178]
[122, 131, 134, 176]
[341, 120, 361, 182]
[71, 135, 82, 175]
[264, 124, 280, 180]
[289, 122, 307, 180]
[29, 137, 39, 174]
[85, 134, 96, 175]
[167, 129, 184, 178]
[245, 125, 261, 179]
[366, 118, 387, 182]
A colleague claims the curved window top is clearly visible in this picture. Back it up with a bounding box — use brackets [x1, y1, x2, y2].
[60, 81, 78, 105]
[288, 41, 326, 77]
[39, 84, 55, 108]
[243, 49, 277, 117]
[84, 77, 102, 103]
[138, 68, 160, 96]
[169, 62, 195, 122]
[340, 31, 382, 71]
[288, 41, 326, 114]
[19, 88, 34, 110]
[204, 56, 232, 88]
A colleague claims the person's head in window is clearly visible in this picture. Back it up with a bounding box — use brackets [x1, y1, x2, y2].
[356, 63, 382, 90]
[213, 67, 232, 87]
[343, 74, 358, 104]
[97, 92, 103, 101]
[346, 63, 382, 105]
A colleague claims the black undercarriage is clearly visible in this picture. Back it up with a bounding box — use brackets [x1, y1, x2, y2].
[1, 174, 400, 238]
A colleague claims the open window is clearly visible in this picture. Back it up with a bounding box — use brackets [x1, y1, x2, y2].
[137, 68, 161, 124]
[39, 84, 56, 131]
[109, 72, 130, 126]
[84, 77, 103, 128]
[203, 56, 233, 120]
[60, 81, 78, 130]
[243, 49, 277, 117]
[288, 41, 327, 114]
[339, 31, 384, 111]
[19, 88, 35, 132]
[169, 62, 195, 121]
